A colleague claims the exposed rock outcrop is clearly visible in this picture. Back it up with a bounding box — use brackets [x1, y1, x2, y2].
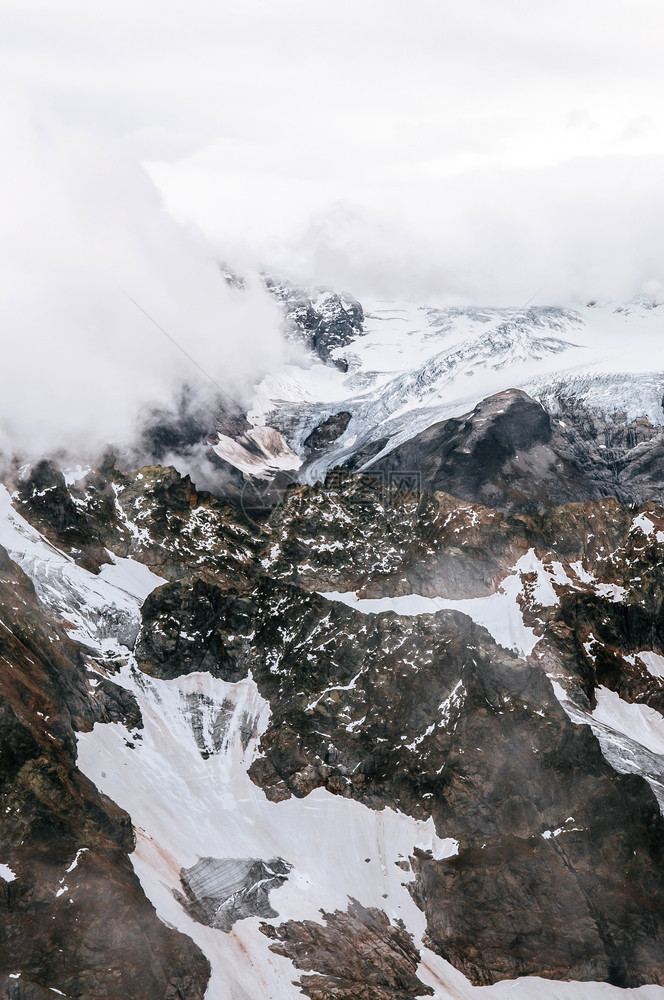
[262, 899, 433, 1000]
[367, 388, 664, 512]
[176, 855, 291, 931]
[304, 412, 352, 452]
[264, 278, 364, 370]
[16, 461, 259, 590]
[135, 580, 255, 680]
[0, 544, 210, 998]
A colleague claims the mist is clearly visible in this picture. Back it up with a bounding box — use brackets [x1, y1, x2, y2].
[152, 152, 664, 309]
[0, 95, 288, 465]
[3, 0, 664, 469]
[280, 154, 664, 306]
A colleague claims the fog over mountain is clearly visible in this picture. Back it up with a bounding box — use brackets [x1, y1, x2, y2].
[3, 6, 664, 1000]
[0, 94, 290, 462]
[2, 1, 664, 459]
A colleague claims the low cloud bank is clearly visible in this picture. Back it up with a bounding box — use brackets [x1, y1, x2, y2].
[153, 153, 664, 308]
[0, 96, 288, 465]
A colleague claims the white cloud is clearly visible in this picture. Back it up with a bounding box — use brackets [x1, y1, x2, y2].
[2, 0, 664, 463]
[0, 94, 287, 461]
[152, 153, 664, 306]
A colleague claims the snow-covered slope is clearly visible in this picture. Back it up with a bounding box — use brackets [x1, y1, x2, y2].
[4, 472, 664, 997]
[77, 664, 459, 999]
[0, 484, 164, 650]
[76, 659, 664, 1000]
[248, 296, 664, 482]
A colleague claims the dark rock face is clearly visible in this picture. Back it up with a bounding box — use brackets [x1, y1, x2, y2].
[304, 412, 352, 451]
[16, 461, 259, 590]
[176, 856, 291, 931]
[409, 666, 664, 987]
[264, 278, 364, 369]
[254, 601, 664, 986]
[135, 580, 255, 680]
[0, 545, 210, 998]
[139, 394, 219, 464]
[366, 387, 664, 513]
[16, 461, 112, 574]
[262, 899, 433, 1000]
[261, 468, 527, 598]
[368, 389, 592, 512]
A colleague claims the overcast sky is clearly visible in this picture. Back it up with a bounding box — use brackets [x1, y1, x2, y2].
[5, 0, 664, 305]
[1, 1, 664, 457]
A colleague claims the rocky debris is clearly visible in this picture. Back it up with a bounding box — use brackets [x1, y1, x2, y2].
[549, 587, 664, 713]
[0, 544, 131, 745]
[303, 412, 352, 452]
[98, 465, 258, 587]
[254, 467, 664, 749]
[176, 856, 291, 931]
[135, 580, 255, 681]
[264, 277, 364, 370]
[245, 589, 483, 813]
[0, 544, 210, 998]
[261, 898, 433, 999]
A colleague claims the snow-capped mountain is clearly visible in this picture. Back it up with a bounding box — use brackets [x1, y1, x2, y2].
[234, 293, 664, 493]
[3, 283, 664, 999]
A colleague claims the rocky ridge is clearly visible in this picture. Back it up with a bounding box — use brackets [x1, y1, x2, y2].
[0, 533, 210, 998]
[4, 373, 664, 995]
[263, 277, 365, 371]
[10, 456, 662, 990]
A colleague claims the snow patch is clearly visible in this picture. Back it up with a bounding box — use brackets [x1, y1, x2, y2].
[96, 556, 164, 603]
[0, 863, 16, 882]
[590, 687, 664, 757]
[77, 664, 458, 999]
[65, 848, 88, 874]
[639, 651, 664, 679]
[549, 679, 664, 809]
[63, 465, 90, 486]
[321, 553, 546, 660]
[0, 486, 164, 649]
[632, 513, 656, 537]
[595, 582, 629, 602]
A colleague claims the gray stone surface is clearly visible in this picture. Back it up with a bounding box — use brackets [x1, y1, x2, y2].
[175, 856, 291, 932]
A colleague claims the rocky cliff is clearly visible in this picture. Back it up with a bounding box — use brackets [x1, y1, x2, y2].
[3, 289, 664, 998]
